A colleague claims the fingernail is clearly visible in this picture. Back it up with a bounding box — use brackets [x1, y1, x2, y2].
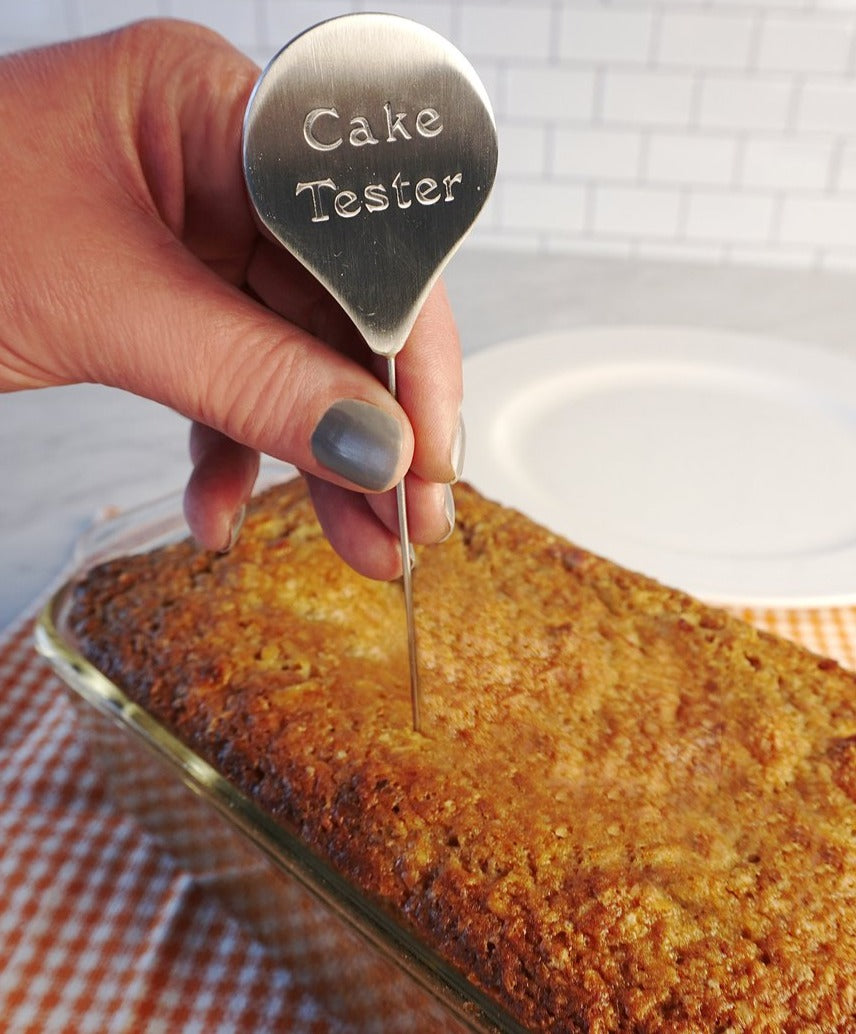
[450, 414, 466, 483]
[438, 484, 456, 543]
[218, 504, 246, 554]
[311, 400, 403, 491]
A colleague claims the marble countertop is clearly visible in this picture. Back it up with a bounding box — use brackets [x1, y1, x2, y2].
[4, 247, 856, 630]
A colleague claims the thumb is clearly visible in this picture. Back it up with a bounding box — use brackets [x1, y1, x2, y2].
[90, 232, 415, 494]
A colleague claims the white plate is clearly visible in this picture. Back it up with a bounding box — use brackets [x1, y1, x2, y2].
[462, 325, 856, 607]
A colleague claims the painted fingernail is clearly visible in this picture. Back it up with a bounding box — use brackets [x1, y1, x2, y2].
[311, 400, 403, 491]
[438, 483, 456, 543]
[450, 414, 466, 483]
[218, 504, 246, 554]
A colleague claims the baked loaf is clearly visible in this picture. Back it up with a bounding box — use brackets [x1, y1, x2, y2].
[68, 477, 856, 1032]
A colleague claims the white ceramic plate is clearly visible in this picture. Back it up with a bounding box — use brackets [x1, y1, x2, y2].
[462, 325, 856, 607]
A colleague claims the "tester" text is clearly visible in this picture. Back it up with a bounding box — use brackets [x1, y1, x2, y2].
[296, 171, 463, 222]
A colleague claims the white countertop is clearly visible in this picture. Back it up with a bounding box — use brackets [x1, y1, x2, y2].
[4, 247, 856, 630]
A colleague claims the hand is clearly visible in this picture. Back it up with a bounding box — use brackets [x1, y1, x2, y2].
[0, 19, 463, 579]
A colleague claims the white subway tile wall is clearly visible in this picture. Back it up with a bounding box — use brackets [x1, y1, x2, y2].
[3, 0, 856, 270]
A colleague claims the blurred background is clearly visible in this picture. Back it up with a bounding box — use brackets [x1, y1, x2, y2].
[3, 0, 856, 272]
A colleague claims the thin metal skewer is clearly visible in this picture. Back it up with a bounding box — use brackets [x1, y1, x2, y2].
[387, 357, 421, 733]
[242, 13, 497, 733]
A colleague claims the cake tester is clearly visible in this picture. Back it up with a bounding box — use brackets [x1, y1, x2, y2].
[242, 13, 498, 731]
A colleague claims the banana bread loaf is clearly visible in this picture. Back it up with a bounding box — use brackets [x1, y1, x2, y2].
[67, 477, 856, 1032]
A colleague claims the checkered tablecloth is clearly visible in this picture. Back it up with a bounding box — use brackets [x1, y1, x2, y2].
[2, 593, 856, 1032]
[0, 607, 320, 1034]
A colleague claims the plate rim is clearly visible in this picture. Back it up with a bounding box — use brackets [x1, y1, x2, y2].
[461, 324, 856, 608]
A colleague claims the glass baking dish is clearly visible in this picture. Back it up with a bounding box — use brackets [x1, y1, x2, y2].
[34, 468, 528, 1034]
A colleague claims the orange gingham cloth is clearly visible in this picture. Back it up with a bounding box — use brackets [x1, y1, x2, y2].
[2, 598, 856, 1032]
[0, 606, 346, 1034]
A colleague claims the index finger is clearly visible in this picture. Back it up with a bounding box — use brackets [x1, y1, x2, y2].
[393, 277, 464, 485]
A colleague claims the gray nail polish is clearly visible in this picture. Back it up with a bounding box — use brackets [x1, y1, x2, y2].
[450, 414, 466, 482]
[311, 399, 402, 491]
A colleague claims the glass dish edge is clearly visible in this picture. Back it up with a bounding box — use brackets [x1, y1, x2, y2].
[33, 472, 529, 1034]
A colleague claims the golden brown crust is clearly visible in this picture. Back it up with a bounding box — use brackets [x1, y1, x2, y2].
[68, 478, 856, 1032]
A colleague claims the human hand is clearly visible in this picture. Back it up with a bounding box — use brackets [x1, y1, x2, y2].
[0, 19, 463, 579]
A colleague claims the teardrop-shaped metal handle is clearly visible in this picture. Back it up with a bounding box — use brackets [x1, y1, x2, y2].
[243, 13, 498, 357]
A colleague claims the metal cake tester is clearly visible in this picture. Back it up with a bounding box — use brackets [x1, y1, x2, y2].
[242, 13, 498, 731]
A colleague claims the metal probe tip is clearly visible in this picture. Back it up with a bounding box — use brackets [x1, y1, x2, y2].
[388, 357, 421, 733]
